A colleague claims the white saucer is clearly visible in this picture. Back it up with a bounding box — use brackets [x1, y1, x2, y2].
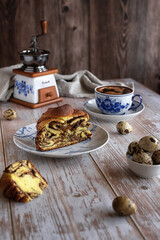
[13, 123, 109, 158]
[83, 99, 144, 122]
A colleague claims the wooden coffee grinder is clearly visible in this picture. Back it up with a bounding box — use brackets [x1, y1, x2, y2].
[10, 20, 62, 108]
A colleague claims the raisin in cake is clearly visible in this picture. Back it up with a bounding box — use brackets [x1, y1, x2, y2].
[35, 104, 92, 151]
[0, 160, 48, 202]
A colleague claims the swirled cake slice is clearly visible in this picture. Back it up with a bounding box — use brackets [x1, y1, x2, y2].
[0, 160, 48, 202]
[35, 104, 92, 151]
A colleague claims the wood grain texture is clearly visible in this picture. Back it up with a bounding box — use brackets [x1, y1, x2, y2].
[89, 0, 121, 79]
[0, 0, 160, 93]
[0, 99, 144, 240]
[58, 0, 89, 74]
[0, 108, 14, 240]
[89, 0, 149, 82]
[61, 79, 160, 239]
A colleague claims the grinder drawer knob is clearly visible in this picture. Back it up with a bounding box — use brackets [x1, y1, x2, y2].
[46, 92, 53, 97]
[39, 86, 58, 103]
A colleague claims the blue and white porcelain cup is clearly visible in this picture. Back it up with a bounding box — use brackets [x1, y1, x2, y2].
[95, 85, 142, 115]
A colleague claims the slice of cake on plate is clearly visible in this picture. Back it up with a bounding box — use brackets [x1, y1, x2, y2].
[35, 104, 92, 151]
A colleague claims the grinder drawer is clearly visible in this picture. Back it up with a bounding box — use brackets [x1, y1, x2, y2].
[39, 86, 58, 103]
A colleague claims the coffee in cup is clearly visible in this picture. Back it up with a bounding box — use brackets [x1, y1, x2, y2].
[95, 85, 142, 115]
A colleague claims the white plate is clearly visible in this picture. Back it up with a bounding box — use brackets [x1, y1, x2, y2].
[13, 123, 109, 158]
[83, 99, 144, 122]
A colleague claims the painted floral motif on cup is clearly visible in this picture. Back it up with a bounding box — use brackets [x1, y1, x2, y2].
[96, 96, 130, 114]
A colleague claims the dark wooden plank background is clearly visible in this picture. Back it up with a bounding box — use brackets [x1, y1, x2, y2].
[0, 0, 160, 93]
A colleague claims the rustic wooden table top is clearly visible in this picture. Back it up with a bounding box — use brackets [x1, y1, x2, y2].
[0, 79, 160, 240]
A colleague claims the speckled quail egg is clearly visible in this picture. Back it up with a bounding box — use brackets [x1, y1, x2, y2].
[116, 121, 133, 135]
[152, 150, 160, 165]
[112, 196, 137, 216]
[139, 136, 159, 152]
[3, 109, 17, 120]
[132, 150, 153, 165]
[127, 141, 141, 155]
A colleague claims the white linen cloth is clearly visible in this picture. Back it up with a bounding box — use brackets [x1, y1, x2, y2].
[0, 64, 134, 101]
[0, 64, 22, 101]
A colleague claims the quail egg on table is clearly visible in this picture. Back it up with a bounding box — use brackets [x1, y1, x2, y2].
[152, 150, 160, 165]
[3, 109, 17, 120]
[139, 136, 158, 152]
[112, 196, 137, 216]
[116, 121, 133, 135]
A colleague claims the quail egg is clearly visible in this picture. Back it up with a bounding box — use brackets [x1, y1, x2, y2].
[112, 196, 137, 216]
[127, 141, 141, 155]
[116, 121, 133, 135]
[3, 109, 17, 120]
[132, 150, 153, 165]
[139, 136, 159, 152]
[152, 150, 160, 165]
